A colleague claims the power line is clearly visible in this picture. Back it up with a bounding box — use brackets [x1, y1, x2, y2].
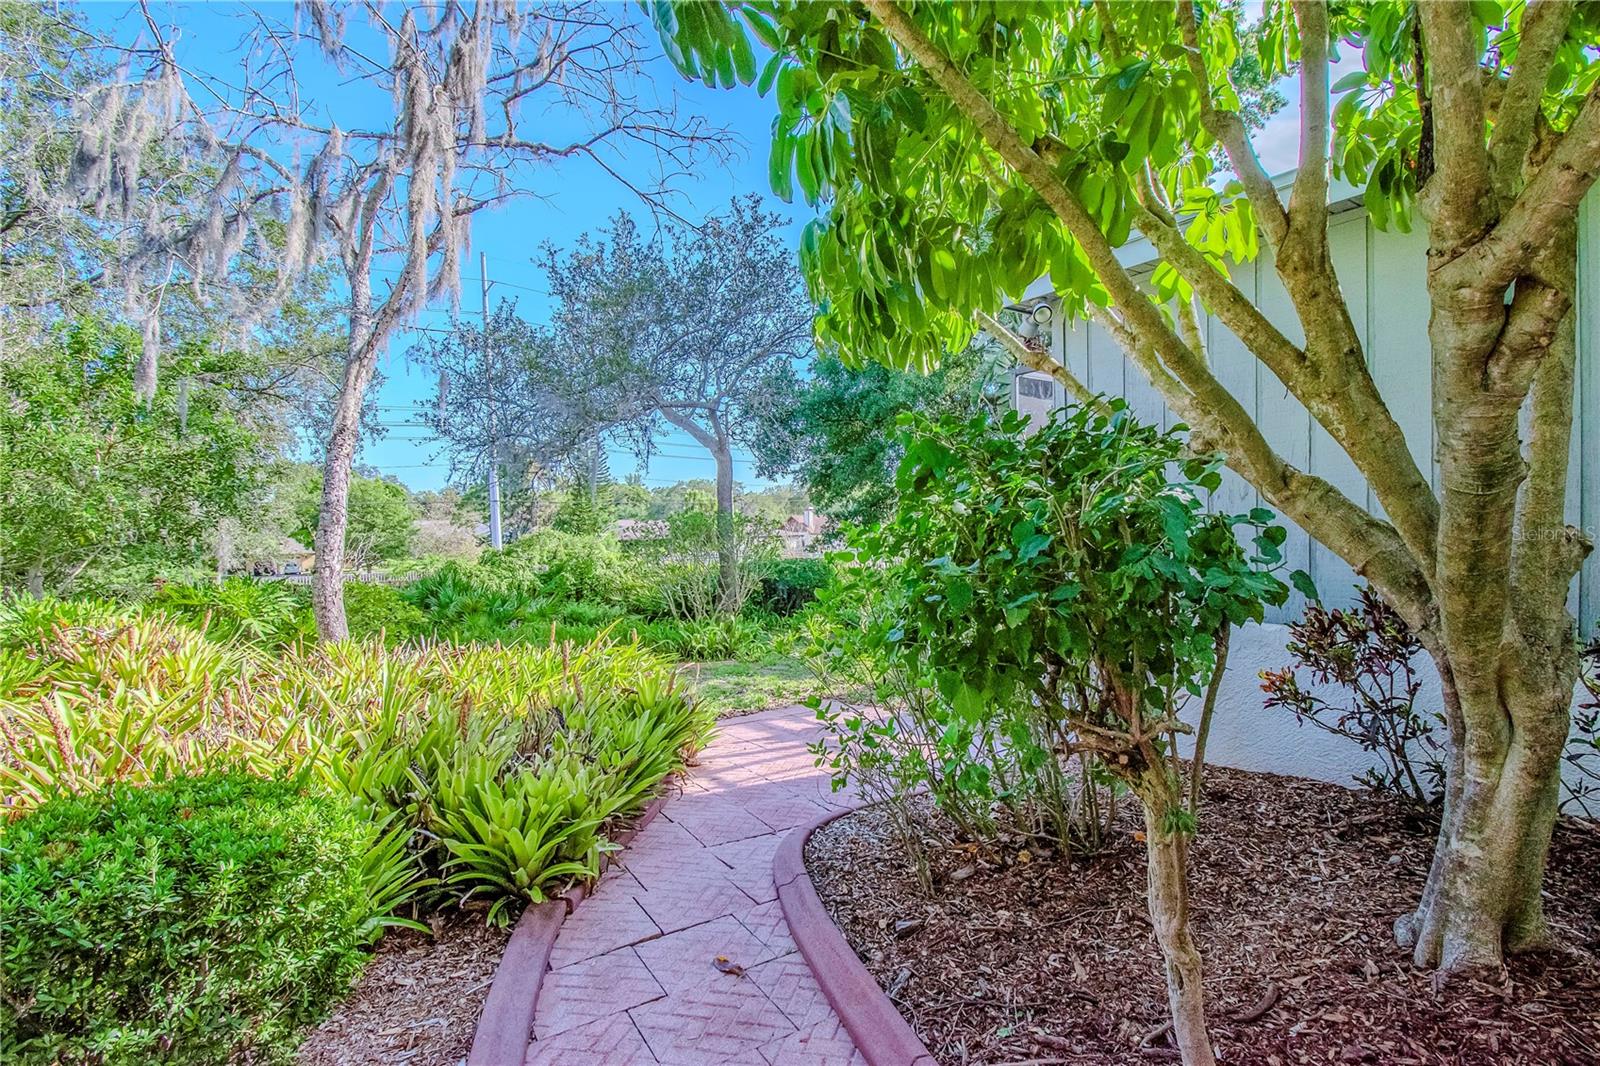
[367, 263, 548, 296]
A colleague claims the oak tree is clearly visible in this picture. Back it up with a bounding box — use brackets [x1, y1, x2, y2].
[65, 2, 728, 639]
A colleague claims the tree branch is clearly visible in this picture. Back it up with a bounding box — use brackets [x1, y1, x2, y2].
[1450, 83, 1600, 292]
[1416, 3, 1495, 247]
[1489, 0, 1574, 204]
[1287, 1, 1331, 243]
[975, 309, 1094, 405]
[863, 0, 1436, 628]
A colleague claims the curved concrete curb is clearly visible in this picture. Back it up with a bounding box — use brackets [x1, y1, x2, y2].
[466, 784, 676, 1066]
[774, 805, 938, 1066]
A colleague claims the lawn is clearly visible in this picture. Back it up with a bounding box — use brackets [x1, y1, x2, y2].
[688, 654, 819, 717]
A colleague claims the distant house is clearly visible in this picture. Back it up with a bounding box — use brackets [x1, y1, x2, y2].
[614, 518, 669, 542]
[263, 538, 316, 576]
[778, 508, 828, 558]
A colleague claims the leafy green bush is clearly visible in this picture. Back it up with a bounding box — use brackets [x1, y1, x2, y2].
[475, 530, 644, 605]
[754, 557, 835, 615]
[401, 564, 551, 642]
[149, 578, 313, 646]
[638, 615, 768, 661]
[343, 581, 429, 643]
[818, 403, 1289, 1051]
[633, 510, 775, 621]
[0, 774, 382, 1065]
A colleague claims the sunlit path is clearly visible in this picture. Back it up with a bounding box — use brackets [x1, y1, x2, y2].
[526, 705, 866, 1065]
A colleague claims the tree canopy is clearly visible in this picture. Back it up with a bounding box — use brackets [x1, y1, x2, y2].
[750, 348, 990, 530]
[0, 318, 262, 596]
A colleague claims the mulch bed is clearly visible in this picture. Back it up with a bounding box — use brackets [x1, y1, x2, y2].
[806, 767, 1600, 1066]
[297, 914, 511, 1066]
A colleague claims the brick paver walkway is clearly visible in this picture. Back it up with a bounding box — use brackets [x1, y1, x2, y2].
[525, 704, 868, 1065]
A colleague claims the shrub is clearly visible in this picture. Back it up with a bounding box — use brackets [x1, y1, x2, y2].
[634, 510, 774, 621]
[401, 564, 552, 642]
[0, 596, 135, 651]
[1260, 585, 1445, 806]
[148, 577, 313, 647]
[754, 557, 835, 616]
[638, 615, 767, 661]
[1564, 640, 1599, 818]
[343, 581, 429, 643]
[475, 529, 641, 604]
[827, 404, 1287, 1057]
[0, 774, 381, 1065]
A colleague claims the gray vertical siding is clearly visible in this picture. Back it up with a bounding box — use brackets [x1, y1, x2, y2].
[1042, 195, 1599, 634]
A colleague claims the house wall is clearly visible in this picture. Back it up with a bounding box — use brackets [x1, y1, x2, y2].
[1044, 192, 1600, 637]
[1022, 194, 1597, 794]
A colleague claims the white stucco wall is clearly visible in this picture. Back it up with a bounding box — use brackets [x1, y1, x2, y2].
[1181, 623, 1590, 798]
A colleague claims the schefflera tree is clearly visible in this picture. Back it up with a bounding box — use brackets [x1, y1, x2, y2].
[873, 404, 1286, 1064]
[655, 1, 1600, 976]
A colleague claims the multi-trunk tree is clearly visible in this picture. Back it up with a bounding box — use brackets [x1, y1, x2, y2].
[653, 0, 1600, 1010]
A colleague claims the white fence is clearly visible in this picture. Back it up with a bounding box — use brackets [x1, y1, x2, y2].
[258, 572, 421, 588]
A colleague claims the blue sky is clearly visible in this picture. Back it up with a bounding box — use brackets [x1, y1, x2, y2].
[94, 2, 811, 492]
[96, 3, 1334, 493]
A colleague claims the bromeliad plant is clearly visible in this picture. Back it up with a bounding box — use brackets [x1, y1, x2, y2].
[857, 403, 1287, 1064]
[0, 602, 714, 921]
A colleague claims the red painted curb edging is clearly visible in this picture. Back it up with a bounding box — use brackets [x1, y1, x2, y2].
[465, 779, 678, 1066]
[467, 898, 564, 1066]
[775, 805, 939, 1066]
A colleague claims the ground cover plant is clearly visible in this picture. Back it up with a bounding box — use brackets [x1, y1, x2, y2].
[1, 774, 384, 1066]
[0, 603, 711, 1061]
[813, 404, 1288, 1061]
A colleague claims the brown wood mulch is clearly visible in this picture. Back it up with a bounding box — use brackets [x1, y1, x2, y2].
[296, 914, 511, 1066]
[806, 767, 1600, 1066]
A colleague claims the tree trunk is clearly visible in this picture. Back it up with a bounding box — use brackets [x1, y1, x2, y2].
[25, 559, 46, 599]
[312, 290, 379, 643]
[1139, 783, 1215, 1066]
[1401, 210, 1588, 972]
[132, 308, 160, 404]
[712, 436, 739, 614]
[1397, 632, 1577, 970]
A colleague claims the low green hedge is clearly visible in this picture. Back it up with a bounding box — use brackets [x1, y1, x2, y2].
[343, 581, 428, 642]
[1, 774, 376, 1065]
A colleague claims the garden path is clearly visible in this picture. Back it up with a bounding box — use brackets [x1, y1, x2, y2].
[525, 703, 868, 1065]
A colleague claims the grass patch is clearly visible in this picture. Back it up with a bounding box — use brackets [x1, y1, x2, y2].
[688, 654, 817, 717]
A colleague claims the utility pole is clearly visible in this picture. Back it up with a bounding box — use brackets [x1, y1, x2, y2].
[481, 251, 503, 550]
